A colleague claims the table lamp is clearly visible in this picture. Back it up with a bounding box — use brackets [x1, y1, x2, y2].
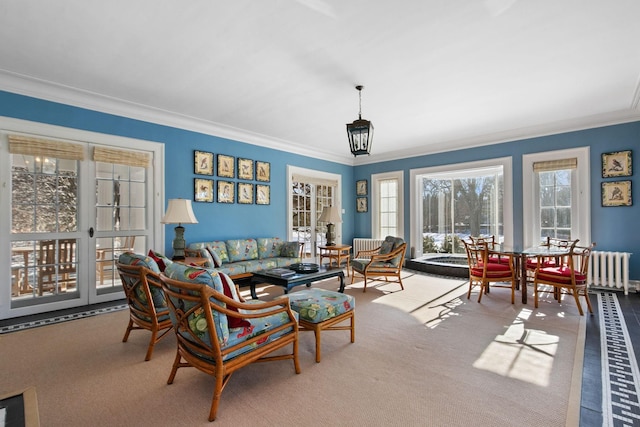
[318, 205, 342, 246]
[161, 198, 198, 260]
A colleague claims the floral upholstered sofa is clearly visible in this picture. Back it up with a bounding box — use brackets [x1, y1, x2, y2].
[186, 237, 303, 280]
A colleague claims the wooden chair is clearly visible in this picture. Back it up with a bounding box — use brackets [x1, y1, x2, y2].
[351, 236, 406, 292]
[463, 240, 516, 303]
[37, 239, 77, 296]
[469, 235, 510, 264]
[533, 242, 596, 315]
[97, 236, 136, 285]
[116, 252, 173, 361]
[525, 237, 579, 281]
[160, 263, 300, 422]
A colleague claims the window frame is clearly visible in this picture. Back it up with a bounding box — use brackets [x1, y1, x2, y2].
[371, 170, 404, 240]
[410, 157, 513, 259]
[522, 147, 590, 248]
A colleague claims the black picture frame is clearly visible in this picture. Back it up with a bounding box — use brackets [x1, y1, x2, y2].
[602, 150, 632, 178]
[217, 180, 235, 203]
[256, 184, 270, 205]
[217, 154, 235, 178]
[194, 178, 214, 203]
[194, 150, 214, 175]
[256, 161, 271, 182]
[356, 197, 367, 213]
[356, 179, 368, 195]
[238, 182, 254, 204]
[238, 158, 254, 180]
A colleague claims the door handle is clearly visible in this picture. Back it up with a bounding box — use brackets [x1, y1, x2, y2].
[89, 227, 94, 237]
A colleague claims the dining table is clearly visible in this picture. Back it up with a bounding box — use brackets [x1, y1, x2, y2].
[492, 244, 571, 304]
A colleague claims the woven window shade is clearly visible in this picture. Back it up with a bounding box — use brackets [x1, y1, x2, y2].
[533, 158, 577, 172]
[93, 146, 150, 168]
[8, 134, 85, 160]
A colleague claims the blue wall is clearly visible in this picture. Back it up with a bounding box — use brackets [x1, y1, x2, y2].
[0, 91, 354, 254]
[1, 90, 637, 280]
[355, 122, 640, 280]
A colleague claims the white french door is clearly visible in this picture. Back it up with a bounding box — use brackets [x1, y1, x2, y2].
[287, 166, 341, 259]
[1, 118, 163, 320]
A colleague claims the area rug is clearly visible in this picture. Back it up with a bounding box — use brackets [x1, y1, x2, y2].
[598, 291, 640, 426]
[0, 271, 584, 426]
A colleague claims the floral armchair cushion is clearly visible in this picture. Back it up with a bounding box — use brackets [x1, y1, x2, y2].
[118, 252, 166, 308]
[162, 263, 296, 361]
[189, 241, 229, 264]
[164, 262, 230, 344]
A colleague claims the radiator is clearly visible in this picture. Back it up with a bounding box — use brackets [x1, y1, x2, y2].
[352, 238, 385, 258]
[588, 251, 632, 295]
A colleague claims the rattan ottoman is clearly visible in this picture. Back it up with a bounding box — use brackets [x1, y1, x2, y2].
[286, 288, 355, 362]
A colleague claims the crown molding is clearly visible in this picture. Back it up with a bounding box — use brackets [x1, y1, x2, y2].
[0, 70, 354, 166]
[355, 108, 640, 166]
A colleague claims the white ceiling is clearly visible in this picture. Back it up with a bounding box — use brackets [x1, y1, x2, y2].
[1, 0, 639, 165]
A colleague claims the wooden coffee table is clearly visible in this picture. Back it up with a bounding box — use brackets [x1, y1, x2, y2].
[250, 266, 345, 299]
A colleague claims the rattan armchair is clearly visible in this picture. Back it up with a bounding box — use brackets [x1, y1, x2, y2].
[160, 263, 300, 421]
[351, 236, 406, 292]
[116, 253, 173, 361]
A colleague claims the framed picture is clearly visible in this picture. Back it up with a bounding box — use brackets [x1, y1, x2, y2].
[217, 154, 235, 178]
[356, 197, 368, 213]
[602, 150, 632, 178]
[194, 178, 214, 203]
[238, 158, 254, 180]
[256, 184, 270, 205]
[217, 180, 235, 203]
[194, 150, 214, 175]
[238, 182, 254, 204]
[602, 180, 632, 207]
[356, 179, 368, 195]
[256, 161, 271, 182]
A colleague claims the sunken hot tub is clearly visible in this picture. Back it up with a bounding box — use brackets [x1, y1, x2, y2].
[405, 255, 469, 278]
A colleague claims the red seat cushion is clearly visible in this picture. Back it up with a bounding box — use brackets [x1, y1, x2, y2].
[537, 266, 586, 285]
[471, 262, 513, 279]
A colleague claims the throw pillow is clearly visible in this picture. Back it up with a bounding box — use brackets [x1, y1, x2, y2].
[206, 246, 223, 267]
[219, 274, 250, 329]
[280, 241, 300, 258]
[148, 249, 167, 272]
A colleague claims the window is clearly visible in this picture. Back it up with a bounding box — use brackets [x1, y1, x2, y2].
[372, 171, 403, 239]
[410, 158, 513, 258]
[523, 148, 590, 248]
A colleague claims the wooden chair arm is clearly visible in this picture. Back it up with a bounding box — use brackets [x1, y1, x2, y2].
[354, 246, 382, 258]
[369, 244, 406, 264]
[205, 287, 295, 320]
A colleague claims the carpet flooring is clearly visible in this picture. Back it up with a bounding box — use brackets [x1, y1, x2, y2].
[0, 271, 585, 426]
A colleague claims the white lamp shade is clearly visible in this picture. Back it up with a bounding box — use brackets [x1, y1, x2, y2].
[161, 199, 198, 224]
[318, 206, 342, 224]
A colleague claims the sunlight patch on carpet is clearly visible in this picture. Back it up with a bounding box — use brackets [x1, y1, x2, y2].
[473, 308, 558, 386]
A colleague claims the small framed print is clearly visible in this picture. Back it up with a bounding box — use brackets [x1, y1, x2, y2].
[217, 180, 235, 203]
[194, 150, 214, 175]
[217, 154, 235, 178]
[256, 184, 270, 205]
[256, 161, 270, 182]
[356, 179, 368, 196]
[602, 150, 632, 178]
[356, 197, 367, 213]
[238, 182, 254, 204]
[602, 181, 632, 207]
[238, 158, 254, 180]
[194, 178, 214, 203]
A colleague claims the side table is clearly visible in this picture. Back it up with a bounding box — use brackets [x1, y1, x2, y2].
[318, 244, 352, 276]
[175, 256, 208, 267]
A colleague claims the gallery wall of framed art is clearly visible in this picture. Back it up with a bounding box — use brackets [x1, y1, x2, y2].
[191, 150, 271, 205]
